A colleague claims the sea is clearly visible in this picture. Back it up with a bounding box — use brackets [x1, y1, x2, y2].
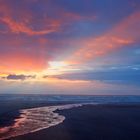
[0, 94, 140, 140]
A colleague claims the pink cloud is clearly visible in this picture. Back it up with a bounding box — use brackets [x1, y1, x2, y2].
[0, 16, 59, 35]
[67, 11, 140, 64]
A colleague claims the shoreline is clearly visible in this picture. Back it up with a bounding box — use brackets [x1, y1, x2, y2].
[1, 103, 140, 140]
[11, 104, 140, 140]
[0, 103, 85, 140]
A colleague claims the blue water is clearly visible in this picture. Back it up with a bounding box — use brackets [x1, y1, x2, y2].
[0, 94, 140, 140]
[1, 94, 140, 104]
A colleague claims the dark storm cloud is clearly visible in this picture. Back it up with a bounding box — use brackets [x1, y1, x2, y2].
[5, 74, 36, 80]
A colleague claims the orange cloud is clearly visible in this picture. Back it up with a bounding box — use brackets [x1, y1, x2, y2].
[0, 0, 61, 36]
[0, 37, 51, 73]
[0, 53, 47, 73]
[0, 16, 60, 35]
[67, 11, 140, 64]
[0, 0, 96, 36]
[0, 10, 93, 36]
[0, 0, 139, 75]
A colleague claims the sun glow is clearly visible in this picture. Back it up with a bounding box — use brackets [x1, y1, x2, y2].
[49, 61, 68, 69]
[43, 61, 69, 75]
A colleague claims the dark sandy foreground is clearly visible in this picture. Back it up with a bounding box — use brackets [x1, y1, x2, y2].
[10, 104, 140, 140]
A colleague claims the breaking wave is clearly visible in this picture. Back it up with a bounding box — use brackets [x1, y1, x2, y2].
[0, 104, 84, 140]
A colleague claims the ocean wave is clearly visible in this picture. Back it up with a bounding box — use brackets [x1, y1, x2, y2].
[0, 103, 85, 140]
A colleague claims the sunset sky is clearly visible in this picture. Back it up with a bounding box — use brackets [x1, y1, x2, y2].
[0, 0, 140, 95]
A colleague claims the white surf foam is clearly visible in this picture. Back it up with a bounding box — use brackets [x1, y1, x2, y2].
[0, 103, 87, 140]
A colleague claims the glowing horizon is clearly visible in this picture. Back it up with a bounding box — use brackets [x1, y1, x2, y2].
[0, 0, 140, 95]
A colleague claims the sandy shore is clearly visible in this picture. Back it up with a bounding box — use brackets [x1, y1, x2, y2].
[9, 104, 140, 140]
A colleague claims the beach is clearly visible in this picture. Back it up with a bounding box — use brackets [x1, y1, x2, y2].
[1, 95, 140, 140]
[9, 104, 140, 140]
